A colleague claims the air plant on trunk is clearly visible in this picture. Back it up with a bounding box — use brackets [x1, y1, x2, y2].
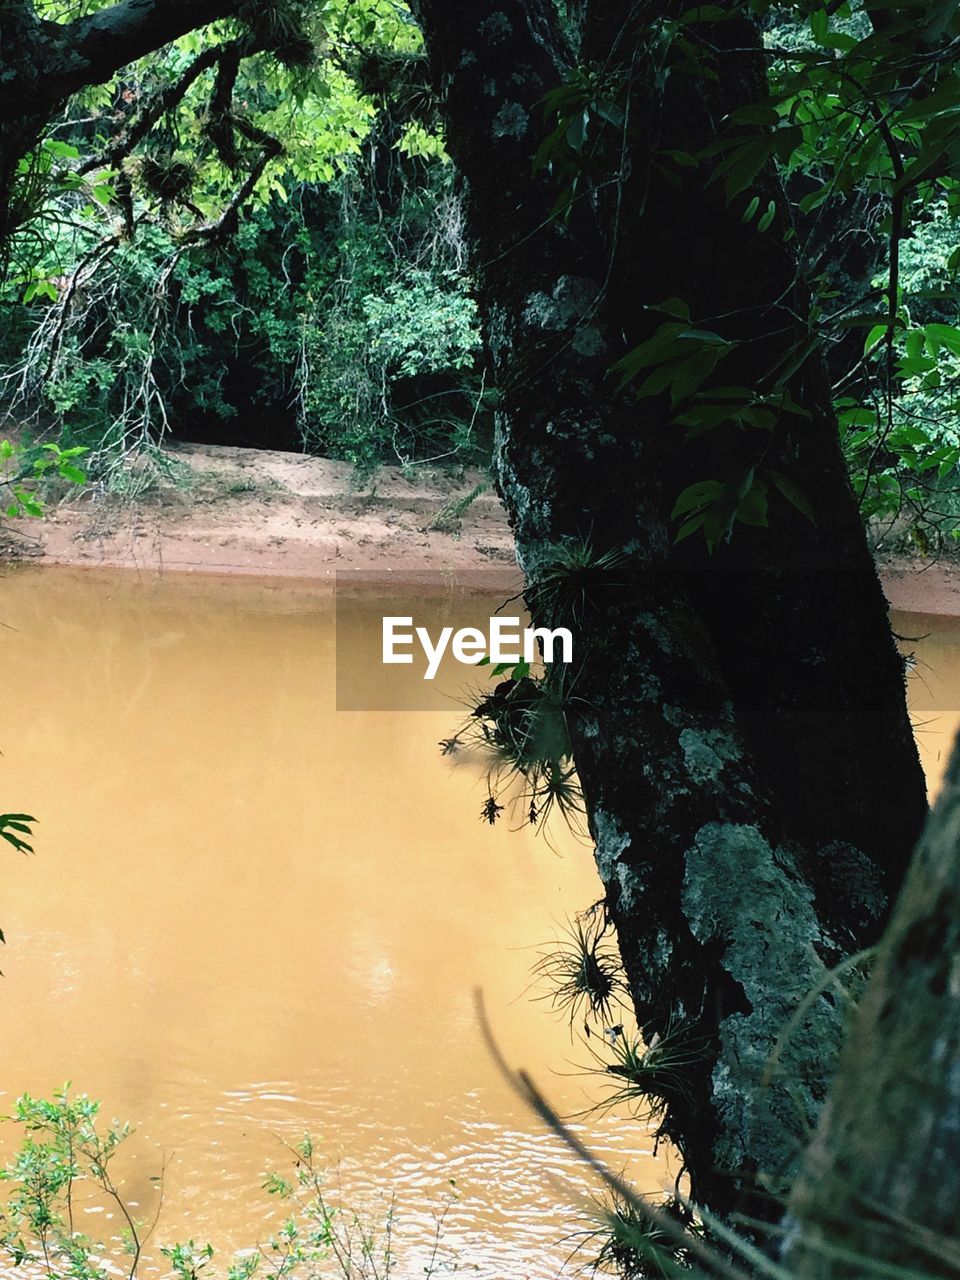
[237, 0, 317, 68]
[463, 667, 586, 834]
[532, 906, 628, 1028]
[586, 1018, 710, 1125]
[584, 1192, 700, 1279]
[524, 538, 632, 628]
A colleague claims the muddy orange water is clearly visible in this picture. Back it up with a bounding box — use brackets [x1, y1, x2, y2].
[0, 566, 673, 1280]
[892, 609, 960, 797]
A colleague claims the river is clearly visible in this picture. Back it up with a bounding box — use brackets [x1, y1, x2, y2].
[0, 566, 671, 1279]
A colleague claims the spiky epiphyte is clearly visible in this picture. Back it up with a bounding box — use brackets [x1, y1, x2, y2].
[237, 0, 317, 67]
[590, 1018, 708, 1120]
[471, 676, 570, 770]
[138, 154, 195, 203]
[466, 674, 584, 835]
[587, 1194, 699, 1279]
[481, 793, 503, 825]
[273, 32, 316, 68]
[526, 537, 631, 625]
[533, 909, 626, 1026]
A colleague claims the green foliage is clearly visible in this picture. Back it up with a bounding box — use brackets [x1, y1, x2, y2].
[362, 268, 478, 381]
[0, 438, 87, 518]
[1, 1, 485, 479]
[532, 2, 960, 553]
[0, 1093, 455, 1280]
[671, 465, 815, 553]
[301, 171, 485, 470]
[10, 0, 960, 540]
[3, 177, 482, 471]
[534, 66, 628, 219]
[0, 813, 36, 856]
[532, 908, 628, 1027]
[611, 316, 735, 406]
[0, 1089, 140, 1280]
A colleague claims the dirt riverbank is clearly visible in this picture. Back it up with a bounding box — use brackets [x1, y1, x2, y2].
[3, 439, 956, 612]
[1, 441, 515, 582]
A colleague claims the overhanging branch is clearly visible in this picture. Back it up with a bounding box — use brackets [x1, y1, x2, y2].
[0, 0, 245, 120]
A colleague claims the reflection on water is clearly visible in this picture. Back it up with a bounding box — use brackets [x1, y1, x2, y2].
[0, 567, 671, 1278]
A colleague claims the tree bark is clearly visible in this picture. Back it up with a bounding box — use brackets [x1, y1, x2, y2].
[783, 739, 960, 1277]
[0, 0, 242, 115]
[412, 0, 929, 1216]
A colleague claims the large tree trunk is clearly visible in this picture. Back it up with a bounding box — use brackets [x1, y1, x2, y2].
[412, 0, 928, 1216]
[783, 739, 960, 1277]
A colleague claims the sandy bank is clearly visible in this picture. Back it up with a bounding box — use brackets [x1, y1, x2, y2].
[2, 441, 516, 583]
[3, 439, 957, 613]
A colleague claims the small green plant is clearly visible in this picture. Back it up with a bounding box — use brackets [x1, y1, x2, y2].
[423, 481, 486, 533]
[0, 1094, 456, 1280]
[255, 1133, 399, 1280]
[526, 539, 631, 625]
[0, 1088, 147, 1280]
[532, 907, 628, 1028]
[584, 1019, 708, 1122]
[586, 1193, 700, 1279]
[0, 439, 87, 518]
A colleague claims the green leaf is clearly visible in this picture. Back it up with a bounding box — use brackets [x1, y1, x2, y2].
[729, 105, 781, 128]
[864, 324, 888, 355]
[675, 513, 706, 543]
[757, 200, 776, 232]
[736, 475, 768, 527]
[714, 135, 777, 200]
[924, 322, 960, 357]
[671, 480, 722, 519]
[654, 297, 691, 321]
[43, 140, 80, 160]
[809, 7, 829, 42]
[677, 4, 728, 24]
[797, 186, 830, 214]
[611, 322, 684, 382]
[765, 469, 816, 524]
[0, 813, 36, 856]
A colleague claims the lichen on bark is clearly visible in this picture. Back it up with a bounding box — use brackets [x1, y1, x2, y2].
[683, 822, 844, 1184]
